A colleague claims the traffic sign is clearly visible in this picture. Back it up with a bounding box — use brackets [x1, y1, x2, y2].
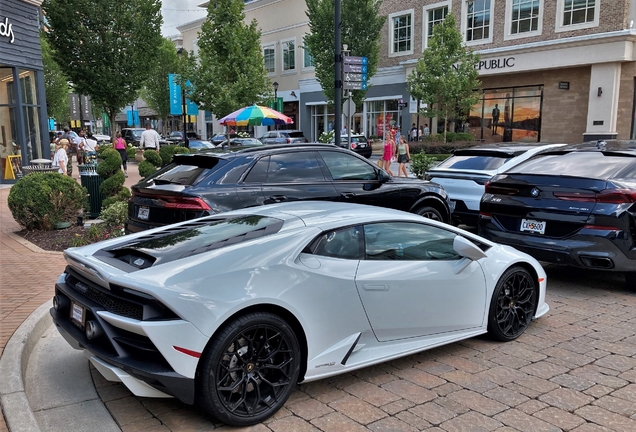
[343, 98, 356, 118]
[343, 81, 368, 90]
[343, 64, 368, 73]
[343, 56, 368, 65]
[344, 73, 368, 82]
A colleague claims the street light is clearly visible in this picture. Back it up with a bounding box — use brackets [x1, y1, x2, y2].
[273, 81, 279, 131]
[176, 48, 189, 148]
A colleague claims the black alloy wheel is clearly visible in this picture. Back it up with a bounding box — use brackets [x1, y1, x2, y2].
[198, 312, 300, 426]
[416, 206, 443, 222]
[488, 266, 537, 341]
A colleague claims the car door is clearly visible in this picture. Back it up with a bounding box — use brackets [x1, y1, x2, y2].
[317, 150, 404, 210]
[355, 222, 487, 342]
[261, 151, 338, 204]
[260, 132, 275, 145]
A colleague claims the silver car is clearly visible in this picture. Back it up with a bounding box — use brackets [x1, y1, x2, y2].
[259, 130, 308, 145]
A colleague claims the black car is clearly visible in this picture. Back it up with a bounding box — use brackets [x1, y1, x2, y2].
[167, 131, 200, 143]
[329, 134, 373, 158]
[126, 144, 452, 233]
[479, 144, 636, 288]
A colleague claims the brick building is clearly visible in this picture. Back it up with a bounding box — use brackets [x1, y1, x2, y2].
[362, 0, 636, 144]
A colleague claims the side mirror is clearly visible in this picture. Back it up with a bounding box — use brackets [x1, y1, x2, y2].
[453, 236, 487, 261]
[378, 169, 391, 183]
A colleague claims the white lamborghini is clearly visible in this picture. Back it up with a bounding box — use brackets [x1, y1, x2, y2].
[51, 201, 548, 426]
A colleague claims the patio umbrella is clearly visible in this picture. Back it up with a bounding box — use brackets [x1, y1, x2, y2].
[219, 104, 293, 127]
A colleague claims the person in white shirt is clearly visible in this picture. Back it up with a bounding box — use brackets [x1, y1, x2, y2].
[52, 139, 70, 174]
[140, 123, 160, 150]
[84, 133, 99, 164]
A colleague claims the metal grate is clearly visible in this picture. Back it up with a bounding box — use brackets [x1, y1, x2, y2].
[66, 273, 143, 320]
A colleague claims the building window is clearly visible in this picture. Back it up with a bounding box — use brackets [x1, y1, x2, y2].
[389, 10, 414, 56]
[464, 0, 493, 45]
[365, 99, 399, 139]
[505, 0, 542, 40]
[423, 2, 451, 49]
[263, 46, 275, 74]
[302, 36, 314, 69]
[556, 0, 598, 31]
[282, 39, 296, 72]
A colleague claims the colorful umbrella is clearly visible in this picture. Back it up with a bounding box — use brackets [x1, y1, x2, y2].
[219, 104, 293, 127]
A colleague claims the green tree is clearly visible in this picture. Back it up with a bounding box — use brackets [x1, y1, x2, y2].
[304, 0, 384, 108]
[43, 0, 163, 136]
[185, 0, 272, 119]
[139, 38, 179, 135]
[407, 14, 480, 143]
[41, 33, 69, 126]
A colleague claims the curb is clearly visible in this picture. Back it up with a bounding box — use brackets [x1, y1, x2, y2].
[6, 232, 64, 256]
[0, 301, 52, 432]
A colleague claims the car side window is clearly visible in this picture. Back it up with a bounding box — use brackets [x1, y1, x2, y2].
[364, 222, 460, 261]
[244, 157, 269, 183]
[312, 226, 363, 260]
[318, 151, 378, 181]
[266, 152, 325, 182]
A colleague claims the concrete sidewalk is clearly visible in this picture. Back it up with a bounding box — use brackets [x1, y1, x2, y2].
[0, 158, 143, 432]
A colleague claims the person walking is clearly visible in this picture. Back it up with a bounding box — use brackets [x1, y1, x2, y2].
[395, 136, 410, 178]
[423, 124, 430, 138]
[379, 132, 395, 176]
[113, 131, 129, 177]
[140, 123, 160, 151]
[83, 132, 99, 165]
[52, 139, 70, 174]
[410, 123, 417, 142]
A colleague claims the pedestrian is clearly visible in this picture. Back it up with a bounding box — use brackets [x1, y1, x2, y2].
[113, 131, 128, 177]
[84, 132, 99, 165]
[52, 139, 70, 174]
[73, 129, 86, 165]
[379, 132, 395, 176]
[423, 124, 430, 138]
[140, 123, 160, 151]
[395, 126, 401, 144]
[395, 135, 410, 178]
[410, 123, 417, 142]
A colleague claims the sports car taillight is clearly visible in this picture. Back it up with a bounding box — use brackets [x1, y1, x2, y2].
[555, 189, 636, 204]
[159, 196, 211, 210]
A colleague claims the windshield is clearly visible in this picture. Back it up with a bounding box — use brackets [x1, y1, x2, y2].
[435, 155, 513, 171]
[131, 130, 143, 139]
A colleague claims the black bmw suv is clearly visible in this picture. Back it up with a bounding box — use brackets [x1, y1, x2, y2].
[479, 142, 636, 289]
[126, 144, 452, 232]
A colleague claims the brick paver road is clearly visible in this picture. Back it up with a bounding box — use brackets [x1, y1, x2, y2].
[2, 158, 636, 432]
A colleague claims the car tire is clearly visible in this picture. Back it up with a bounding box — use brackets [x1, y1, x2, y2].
[625, 272, 636, 291]
[487, 266, 537, 342]
[197, 312, 301, 426]
[415, 206, 444, 222]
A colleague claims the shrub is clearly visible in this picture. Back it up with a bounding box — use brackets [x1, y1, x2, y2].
[143, 149, 162, 167]
[99, 201, 128, 227]
[97, 148, 129, 210]
[318, 130, 335, 143]
[138, 160, 157, 178]
[97, 143, 112, 159]
[8, 173, 88, 230]
[409, 153, 439, 180]
[126, 145, 136, 159]
[159, 145, 192, 166]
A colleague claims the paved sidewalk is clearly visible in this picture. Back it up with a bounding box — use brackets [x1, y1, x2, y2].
[0, 159, 142, 432]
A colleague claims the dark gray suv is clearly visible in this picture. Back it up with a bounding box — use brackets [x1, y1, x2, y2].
[259, 130, 308, 145]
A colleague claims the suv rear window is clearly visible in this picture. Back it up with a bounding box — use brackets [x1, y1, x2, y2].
[288, 132, 305, 138]
[435, 154, 513, 171]
[509, 152, 636, 179]
[151, 157, 226, 186]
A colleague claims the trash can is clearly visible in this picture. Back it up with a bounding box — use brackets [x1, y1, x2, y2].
[78, 164, 105, 218]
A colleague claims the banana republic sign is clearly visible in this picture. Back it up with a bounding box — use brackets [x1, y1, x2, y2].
[477, 57, 515, 71]
[0, 16, 15, 44]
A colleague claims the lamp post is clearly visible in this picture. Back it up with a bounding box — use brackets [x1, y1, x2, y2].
[176, 48, 189, 148]
[273, 81, 279, 131]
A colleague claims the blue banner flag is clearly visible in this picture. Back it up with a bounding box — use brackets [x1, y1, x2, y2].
[169, 74, 182, 115]
[185, 81, 198, 115]
[133, 110, 140, 127]
[126, 109, 133, 126]
[48, 118, 55, 131]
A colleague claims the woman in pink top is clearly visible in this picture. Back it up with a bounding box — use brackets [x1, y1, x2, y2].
[114, 131, 128, 177]
[378, 131, 395, 176]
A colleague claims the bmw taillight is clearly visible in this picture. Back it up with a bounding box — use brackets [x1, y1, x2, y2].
[159, 196, 211, 211]
[555, 189, 636, 204]
[286, 138, 291, 143]
[351, 143, 357, 149]
[485, 182, 519, 195]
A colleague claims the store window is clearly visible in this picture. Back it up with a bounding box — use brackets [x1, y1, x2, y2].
[263, 45, 275, 74]
[423, 2, 450, 49]
[365, 99, 399, 139]
[556, 0, 598, 31]
[282, 39, 296, 72]
[302, 36, 315, 69]
[310, 104, 335, 142]
[464, 0, 493, 44]
[467, 85, 543, 143]
[505, 0, 542, 39]
[389, 10, 414, 56]
[1, 67, 20, 179]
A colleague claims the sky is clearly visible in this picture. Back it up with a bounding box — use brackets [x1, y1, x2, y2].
[160, 0, 208, 37]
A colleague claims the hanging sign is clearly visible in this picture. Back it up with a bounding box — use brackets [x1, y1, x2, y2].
[81, 95, 93, 120]
[169, 74, 182, 115]
[69, 94, 81, 120]
[185, 80, 198, 115]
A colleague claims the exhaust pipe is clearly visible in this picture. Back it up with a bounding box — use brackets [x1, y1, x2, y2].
[580, 256, 614, 269]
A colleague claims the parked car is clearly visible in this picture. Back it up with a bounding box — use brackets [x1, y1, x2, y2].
[126, 144, 452, 233]
[92, 133, 111, 143]
[260, 130, 308, 145]
[167, 131, 199, 143]
[209, 133, 238, 146]
[53, 201, 548, 426]
[479, 143, 636, 289]
[186, 140, 215, 152]
[426, 143, 566, 226]
[329, 134, 373, 158]
[216, 137, 264, 148]
[120, 128, 145, 146]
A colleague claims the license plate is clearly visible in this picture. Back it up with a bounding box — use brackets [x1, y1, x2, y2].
[520, 218, 546, 234]
[71, 301, 86, 327]
[137, 206, 150, 220]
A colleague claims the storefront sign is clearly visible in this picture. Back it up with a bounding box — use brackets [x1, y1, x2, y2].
[81, 95, 93, 120]
[69, 93, 81, 120]
[0, 17, 15, 44]
[477, 57, 515, 71]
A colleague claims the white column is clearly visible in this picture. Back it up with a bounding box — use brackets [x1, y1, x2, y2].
[584, 62, 621, 140]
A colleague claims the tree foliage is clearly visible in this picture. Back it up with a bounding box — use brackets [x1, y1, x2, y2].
[41, 33, 70, 125]
[304, 0, 384, 107]
[185, 0, 272, 119]
[43, 0, 163, 135]
[139, 38, 179, 134]
[407, 14, 480, 143]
